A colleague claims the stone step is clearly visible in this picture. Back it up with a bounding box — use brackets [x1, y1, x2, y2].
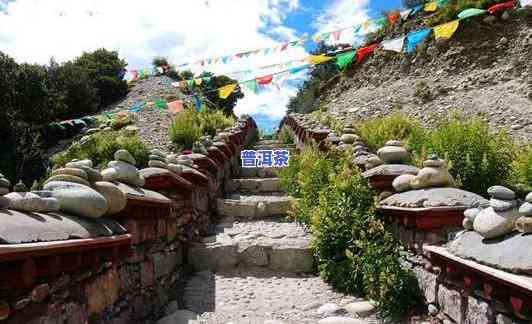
[252, 143, 296, 150]
[217, 193, 296, 218]
[187, 219, 313, 273]
[226, 178, 281, 193]
[239, 167, 280, 178]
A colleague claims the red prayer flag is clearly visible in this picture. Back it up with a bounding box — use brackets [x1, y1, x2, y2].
[256, 74, 273, 85]
[168, 100, 184, 115]
[487, 1, 516, 14]
[388, 12, 400, 25]
[356, 43, 379, 64]
[332, 30, 342, 41]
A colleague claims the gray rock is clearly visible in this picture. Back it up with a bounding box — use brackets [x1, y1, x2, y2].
[490, 198, 518, 212]
[149, 154, 166, 162]
[77, 166, 103, 183]
[45, 175, 90, 187]
[385, 140, 404, 147]
[515, 216, 532, 233]
[4, 192, 49, 212]
[340, 134, 358, 144]
[463, 218, 474, 230]
[410, 166, 454, 189]
[102, 161, 141, 186]
[50, 168, 88, 180]
[344, 301, 376, 317]
[316, 303, 341, 315]
[526, 192, 532, 203]
[156, 309, 197, 324]
[423, 158, 446, 168]
[43, 181, 108, 218]
[318, 317, 365, 324]
[473, 207, 521, 239]
[93, 181, 127, 215]
[464, 208, 482, 221]
[449, 230, 532, 274]
[362, 164, 418, 178]
[520, 202, 532, 216]
[487, 185, 515, 200]
[381, 188, 488, 208]
[0, 188, 8, 195]
[365, 156, 384, 169]
[149, 160, 168, 169]
[0, 178, 11, 188]
[0, 196, 10, 209]
[377, 145, 409, 163]
[65, 159, 93, 168]
[114, 149, 136, 166]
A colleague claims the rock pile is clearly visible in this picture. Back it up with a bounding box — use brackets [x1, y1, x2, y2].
[377, 140, 409, 164]
[148, 149, 168, 169]
[408, 155, 454, 190]
[0, 174, 11, 195]
[4, 181, 60, 213]
[514, 192, 532, 233]
[102, 149, 145, 187]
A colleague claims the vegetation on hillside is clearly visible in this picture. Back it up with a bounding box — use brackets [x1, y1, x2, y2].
[0, 49, 128, 183]
[169, 108, 236, 151]
[428, 0, 503, 26]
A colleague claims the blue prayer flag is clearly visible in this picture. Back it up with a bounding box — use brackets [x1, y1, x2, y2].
[406, 28, 432, 54]
[193, 95, 202, 112]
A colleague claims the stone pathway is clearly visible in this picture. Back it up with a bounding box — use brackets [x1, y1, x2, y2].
[160, 140, 384, 324]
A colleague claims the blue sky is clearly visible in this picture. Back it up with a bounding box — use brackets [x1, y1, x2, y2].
[0, 0, 404, 133]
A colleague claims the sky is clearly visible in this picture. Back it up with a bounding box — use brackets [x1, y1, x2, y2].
[0, 0, 402, 133]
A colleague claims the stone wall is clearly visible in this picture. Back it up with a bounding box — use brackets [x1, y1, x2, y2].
[0, 117, 258, 324]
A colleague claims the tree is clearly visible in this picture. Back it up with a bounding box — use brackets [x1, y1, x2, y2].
[152, 56, 169, 68]
[198, 72, 244, 115]
[74, 48, 128, 107]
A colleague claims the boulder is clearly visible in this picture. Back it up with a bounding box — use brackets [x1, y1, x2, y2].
[377, 145, 409, 163]
[363, 164, 419, 178]
[4, 192, 59, 213]
[102, 161, 140, 186]
[77, 166, 103, 183]
[0, 196, 9, 209]
[44, 181, 108, 218]
[490, 198, 518, 212]
[93, 181, 127, 215]
[473, 207, 521, 239]
[487, 185, 515, 200]
[410, 166, 454, 189]
[114, 149, 136, 166]
[45, 175, 90, 187]
[340, 134, 358, 144]
[392, 174, 416, 192]
[526, 192, 532, 203]
[149, 160, 168, 169]
[515, 216, 532, 233]
[464, 208, 481, 222]
[381, 188, 488, 209]
[520, 202, 532, 216]
[51, 168, 88, 180]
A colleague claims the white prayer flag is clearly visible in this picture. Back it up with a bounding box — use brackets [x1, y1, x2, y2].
[382, 37, 405, 53]
[521, 0, 532, 6]
[400, 9, 412, 20]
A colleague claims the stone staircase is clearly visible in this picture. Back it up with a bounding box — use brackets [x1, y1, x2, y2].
[163, 140, 379, 324]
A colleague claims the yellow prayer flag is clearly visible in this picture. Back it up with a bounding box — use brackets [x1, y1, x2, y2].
[433, 20, 459, 40]
[219, 84, 237, 99]
[424, 1, 438, 12]
[195, 78, 203, 86]
[307, 54, 334, 65]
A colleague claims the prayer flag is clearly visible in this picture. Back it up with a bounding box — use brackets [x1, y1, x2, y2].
[187, 79, 195, 88]
[219, 84, 237, 99]
[357, 43, 379, 63]
[522, 0, 532, 7]
[374, 17, 388, 28]
[388, 12, 400, 25]
[129, 101, 145, 113]
[457, 8, 486, 19]
[195, 78, 203, 86]
[179, 81, 187, 88]
[256, 75, 273, 85]
[382, 37, 405, 52]
[425, 1, 438, 12]
[336, 50, 356, 69]
[433, 20, 459, 40]
[487, 1, 516, 14]
[289, 65, 311, 74]
[406, 28, 432, 53]
[241, 80, 258, 94]
[168, 100, 184, 115]
[332, 30, 342, 41]
[155, 100, 168, 110]
[400, 9, 412, 20]
[411, 5, 423, 15]
[194, 95, 202, 112]
[307, 54, 334, 65]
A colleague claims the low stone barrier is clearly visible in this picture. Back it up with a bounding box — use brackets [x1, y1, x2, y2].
[0, 116, 258, 323]
[281, 113, 531, 323]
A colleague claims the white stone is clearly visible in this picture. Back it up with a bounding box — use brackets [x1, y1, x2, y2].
[464, 208, 482, 221]
[487, 185, 515, 200]
[490, 198, 518, 212]
[344, 301, 376, 317]
[4, 192, 51, 212]
[156, 309, 198, 324]
[520, 202, 532, 216]
[473, 207, 521, 239]
[318, 317, 365, 324]
[392, 174, 415, 192]
[93, 181, 127, 215]
[410, 167, 454, 189]
[114, 149, 136, 166]
[103, 161, 140, 186]
[526, 192, 532, 203]
[316, 303, 341, 315]
[43, 181, 108, 218]
[65, 159, 93, 168]
[377, 146, 409, 163]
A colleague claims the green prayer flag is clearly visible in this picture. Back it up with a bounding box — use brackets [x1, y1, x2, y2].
[457, 8, 486, 19]
[336, 50, 356, 70]
[374, 16, 388, 27]
[155, 99, 168, 110]
[187, 79, 195, 88]
[241, 80, 258, 94]
[105, 112, 114, 120]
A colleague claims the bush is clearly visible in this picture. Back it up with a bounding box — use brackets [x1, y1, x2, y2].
[152, 56, 169, 68]
[427, 0, 501, 26]
[278, 127, 295, 144]
[311, 110, 344, 135]
[509, 144, 532, 196]
[169, 108, 235, 150]
[51, 130, 149, 169]
[311, 165, 421, 320]
[354, 113, 427, 153]
[419, 114, 515, 195]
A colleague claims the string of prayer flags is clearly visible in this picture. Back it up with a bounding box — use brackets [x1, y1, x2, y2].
[437, 0, 450, 7]
[382, 36, 405, 53]
[155, 99, 168, 110]
[307, 54, 334, 65]
[411, 5, 424, 15]
[256, 75, 273, 85]
[241, 79, 258, 94]
[129, 101, 145, 113]
[433, 20, 460, 40]
[289, 64, 311, 75]
[406, 28, 432, 54]
[168, 100, 184, 115]
[388, 12, 401, 25]
[357, 43, 379, 64]
[457, 8, 486, 19]
[425, 1, 438, 12]
[374, 17, 388, 28]
[336, 50, 356, 70]
[400, 9, 412, 20]
[487, 0, 516, 14]
[218, 84, 237, 99]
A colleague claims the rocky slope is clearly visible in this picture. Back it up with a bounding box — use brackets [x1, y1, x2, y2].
[317, 8, 532, 143]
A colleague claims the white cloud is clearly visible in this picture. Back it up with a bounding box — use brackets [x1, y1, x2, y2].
[314, 0, 371, 46]
[0, 0, 307, 125]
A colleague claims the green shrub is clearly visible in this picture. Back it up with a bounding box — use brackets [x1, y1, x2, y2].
[355, 113, 427, 153]
[169, 108, 235, 150]
[51, 130, 149, 169]
[278, 127, 295, 144]
[509, 144, 532, 196]
[427, 0, 501, 26]
[279, 149, 302, 197]
[419, 114, 515, 195]
[311, 166, 421, 319]
[311, 111, 344, 135]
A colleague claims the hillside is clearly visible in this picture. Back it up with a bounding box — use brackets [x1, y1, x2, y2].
[316, 7, 532, 142]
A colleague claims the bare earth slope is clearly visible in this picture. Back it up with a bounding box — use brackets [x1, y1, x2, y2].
[319, 9, 532, 142]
